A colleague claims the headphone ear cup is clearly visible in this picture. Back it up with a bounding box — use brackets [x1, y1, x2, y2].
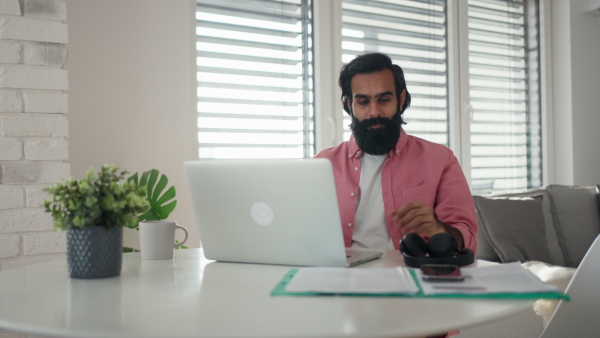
[400, 233, 428, 258]
[427, 233, 458, 258]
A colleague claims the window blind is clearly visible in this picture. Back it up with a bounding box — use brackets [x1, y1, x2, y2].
[196, 0, 314, 159]
[468, 0, 541, 194]
[341, 0, 449, 146]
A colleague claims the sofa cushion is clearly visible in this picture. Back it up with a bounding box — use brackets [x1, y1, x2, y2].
[547, 185, 600, 267]
[473, 195, 553, 264]
[494, 189, 565, 266]
[474, 205, 501, 262]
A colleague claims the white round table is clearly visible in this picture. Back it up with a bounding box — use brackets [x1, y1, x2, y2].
[0, 249, 531, 338]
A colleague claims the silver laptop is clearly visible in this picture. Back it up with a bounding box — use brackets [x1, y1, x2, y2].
[183, 159, 382, 267]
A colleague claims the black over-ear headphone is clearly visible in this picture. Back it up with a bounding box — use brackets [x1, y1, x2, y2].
[399, 233, 474, 268]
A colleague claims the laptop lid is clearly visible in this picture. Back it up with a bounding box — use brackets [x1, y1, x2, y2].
[183, 159, 381, 267]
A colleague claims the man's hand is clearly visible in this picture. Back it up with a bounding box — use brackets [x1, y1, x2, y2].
[390, 201, 444, 238]
[390, 201, 465, 249]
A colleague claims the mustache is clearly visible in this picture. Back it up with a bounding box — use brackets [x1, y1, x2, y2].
[358, 116, 397, 128]
[350, 111, 402, 130]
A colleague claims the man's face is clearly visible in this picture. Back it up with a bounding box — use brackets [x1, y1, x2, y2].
[348, 68, 405, 124]
[347, 69, 407, 155]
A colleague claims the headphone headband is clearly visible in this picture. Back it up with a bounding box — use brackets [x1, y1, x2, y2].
[401, 248, 475, 268]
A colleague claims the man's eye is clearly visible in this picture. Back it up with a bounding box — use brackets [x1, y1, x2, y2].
[358, 100, 369, 105]
[379, 98, 390, 103]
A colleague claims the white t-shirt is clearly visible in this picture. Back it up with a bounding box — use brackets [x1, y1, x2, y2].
[351, 153, 394, 250]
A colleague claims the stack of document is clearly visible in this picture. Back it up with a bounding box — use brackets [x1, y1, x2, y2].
[272, 262, 568, 300]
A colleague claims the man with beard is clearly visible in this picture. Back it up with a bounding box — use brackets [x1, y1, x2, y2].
[315, 53, 477, 255]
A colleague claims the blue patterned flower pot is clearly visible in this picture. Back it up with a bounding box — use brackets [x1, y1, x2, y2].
[66, 226, 123, 279]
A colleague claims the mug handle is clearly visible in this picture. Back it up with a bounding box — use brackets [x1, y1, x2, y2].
[174, 224, 188, 248]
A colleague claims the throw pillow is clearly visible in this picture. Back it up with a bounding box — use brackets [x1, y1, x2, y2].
[473, 195, 552, 264]
[547, 185, 600, 267]
[522, 261, 575, 326]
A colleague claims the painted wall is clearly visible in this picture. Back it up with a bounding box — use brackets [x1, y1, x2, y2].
[570, 1, 600, 185]
[550, 0, 600, 185]
[66, 0, 199, 246]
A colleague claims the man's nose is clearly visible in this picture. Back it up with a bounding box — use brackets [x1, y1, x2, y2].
[366, 102, 384, 119]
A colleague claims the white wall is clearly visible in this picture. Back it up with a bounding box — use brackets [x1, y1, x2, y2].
[570, 1, 600, 185]
[66, 0, 199, 246]
[0, 0, 69, 271]
[550, 0, 600, 185]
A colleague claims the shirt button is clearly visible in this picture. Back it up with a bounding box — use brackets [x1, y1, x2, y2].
[354, 167, 359, 171]
[347, 223, 353, 227]
[350, 192, 355, 197]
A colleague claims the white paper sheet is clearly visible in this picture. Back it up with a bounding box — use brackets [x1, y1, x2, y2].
[285, 267, 419, 294]
[417, 262, 560, 295]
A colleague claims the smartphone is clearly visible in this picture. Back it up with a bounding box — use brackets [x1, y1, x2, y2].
[420, 264, 464, 282]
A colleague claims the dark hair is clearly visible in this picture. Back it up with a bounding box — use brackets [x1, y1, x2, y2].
[339, 53, 411, 116]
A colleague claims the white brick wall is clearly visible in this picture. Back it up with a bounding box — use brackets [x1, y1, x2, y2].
[0, 137, 22, 159]
[23, 91, 68, 113]
[0, 0, 19, 16]
[0, 185, 24, 209]
[0, 0, 68, 272]
[0, 89, 22, 112]
[1, 114, 69, 137]
[0, 15, 68, 44]
[24, 185, 50, 208]
[22, 231, 66, 255]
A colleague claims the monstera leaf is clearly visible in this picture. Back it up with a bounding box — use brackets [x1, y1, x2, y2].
[128, 169, 177, 225]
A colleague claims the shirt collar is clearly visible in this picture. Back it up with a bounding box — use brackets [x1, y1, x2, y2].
[347, 128, 408, 160]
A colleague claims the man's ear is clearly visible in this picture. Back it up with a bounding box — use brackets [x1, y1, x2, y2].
[399, 89, 407, 111]
[345, 97, 353, 115]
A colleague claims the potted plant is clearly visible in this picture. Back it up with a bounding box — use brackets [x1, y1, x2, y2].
[44, 164, 149, 279]
[123, 169, 183, 252]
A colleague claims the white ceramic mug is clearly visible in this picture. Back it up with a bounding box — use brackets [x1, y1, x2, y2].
[139, 221, 188, 260]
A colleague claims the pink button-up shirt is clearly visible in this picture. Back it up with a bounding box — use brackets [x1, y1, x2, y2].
[315, 129, 478, 253]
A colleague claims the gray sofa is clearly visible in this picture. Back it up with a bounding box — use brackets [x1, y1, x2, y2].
[474, 184, 600, 268]
[457, 184, 600, 337]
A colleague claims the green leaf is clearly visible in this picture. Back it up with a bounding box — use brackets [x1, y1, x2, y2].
[156, 186, 176, 206]
[152, 174, 168, 201]
[146, 170, 159, 203]
[175, 240, 188, 250]
[129, 169, 177, 224]
[138, 209, 161, 222]
[157, 200, 177, 219]
[139, 171, 150, 189]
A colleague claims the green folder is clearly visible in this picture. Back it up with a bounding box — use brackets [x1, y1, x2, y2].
[271, 268, 570, 300]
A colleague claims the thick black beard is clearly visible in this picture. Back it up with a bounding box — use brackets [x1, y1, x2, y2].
[350, 111, 402, 155]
